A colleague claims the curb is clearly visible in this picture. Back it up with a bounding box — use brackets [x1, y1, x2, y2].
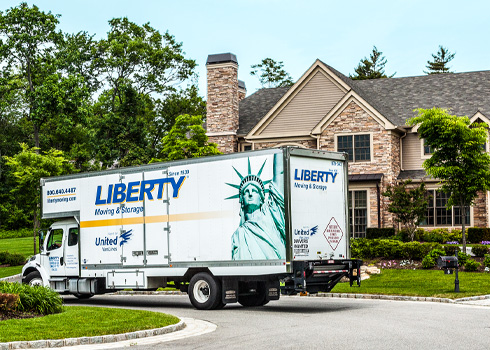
[113, 290, 490, 304]
[0, 274, 22, 283]
[0, 319, 186, 350]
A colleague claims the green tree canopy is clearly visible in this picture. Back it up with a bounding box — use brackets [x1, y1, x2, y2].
[154, 114, 221, 162]
[424, 46, 455, 74]
[4, 144, 77, 253]
[250, 58, 294, 88]
[407, 108, 490, 252]
[350, 46, 394, 80]
[383, 180, 429, 241]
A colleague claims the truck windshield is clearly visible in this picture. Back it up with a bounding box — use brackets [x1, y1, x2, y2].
[47, 229, 63, 251]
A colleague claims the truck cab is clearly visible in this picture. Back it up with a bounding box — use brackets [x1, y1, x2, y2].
[22, 219, 81, 293]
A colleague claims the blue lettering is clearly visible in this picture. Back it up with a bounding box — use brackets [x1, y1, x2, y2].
[95, 186, 106, 205]
[126, 181, 140, 202]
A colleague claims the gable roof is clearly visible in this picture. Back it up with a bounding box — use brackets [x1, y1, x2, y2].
[238, 68, 490, 136]
[238, 86, 290, 136]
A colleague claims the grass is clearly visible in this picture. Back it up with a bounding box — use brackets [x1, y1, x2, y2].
[0, 266, 22, 279]
[332, 269, 490, 299]
[0, 237, 38, 258]
[0, 306, 180, 342]
[0, 237, 36, 279]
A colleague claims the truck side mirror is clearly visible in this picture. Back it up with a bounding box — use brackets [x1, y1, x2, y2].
[38, 230, 45, 253]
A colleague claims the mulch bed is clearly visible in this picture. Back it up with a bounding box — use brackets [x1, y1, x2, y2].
[365, 257, 487, 272]
[0, 311, 41, 321]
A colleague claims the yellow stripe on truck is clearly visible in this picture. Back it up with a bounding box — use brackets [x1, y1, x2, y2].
[80, 211, 234, 228]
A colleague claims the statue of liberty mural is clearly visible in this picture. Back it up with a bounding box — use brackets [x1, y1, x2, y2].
[226, 154, 285, 260]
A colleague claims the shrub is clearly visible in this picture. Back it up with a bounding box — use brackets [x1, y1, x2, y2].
[397, 228, 425, 242]
[471, 245, 489, 257]
[464, 259, 481, 272]
[402, 242, 425, 260]
[0, 293, 19, 312]
[444, 245, 459, 256]
[421, 248, 445, 269]
[366, 228, 396, 239]
[467, 228, 490, 244]
[0, 251, 26, 266]
[0, 228, 32, 239]
[484, 254, 490, 269]
[0, 282, 63, 315]
[457, 251, 471, 267]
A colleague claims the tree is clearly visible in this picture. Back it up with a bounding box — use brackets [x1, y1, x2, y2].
[425, 46, 455, 74]
[4, 144, 77, 253]
[154, 114, 221, 161]
[407, 108, 490, 252]
[250, 58, 294, 88]
[383, 180, 430, 241]
[0, 3, 63, 149]
[350, 46, 394, 80]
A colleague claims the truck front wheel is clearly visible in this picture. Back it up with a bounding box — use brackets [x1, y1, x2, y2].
[188, 273, 222, 310]
[24, 271, 43, 286]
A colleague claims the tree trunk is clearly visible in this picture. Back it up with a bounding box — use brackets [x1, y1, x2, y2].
[461, 203, 467, 254]
[33, 210, 38, 255]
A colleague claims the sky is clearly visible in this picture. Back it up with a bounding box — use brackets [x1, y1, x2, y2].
[4, 0, 490, 97]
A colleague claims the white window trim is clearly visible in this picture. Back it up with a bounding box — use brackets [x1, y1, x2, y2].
[348, 186, 371, 237]
[420, 138, 433, 159]
[423, 187, 474, 228]
[334, 132, 373, 164]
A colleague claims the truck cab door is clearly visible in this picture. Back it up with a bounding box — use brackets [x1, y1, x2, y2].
[41, 227, 66, 277]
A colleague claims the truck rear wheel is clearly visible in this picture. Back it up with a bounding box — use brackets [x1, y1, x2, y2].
[188, 273, 222, 310]
[24, 271, 43, 286]
[73, 293, 94, 299]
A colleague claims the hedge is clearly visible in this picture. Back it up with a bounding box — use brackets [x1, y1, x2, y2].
[350, 238, 442, 260]
[0, 251, 26, 266]
[467, 228, 490, 244]
[0, 228, 32, 239]
[365, 228, 396, 239]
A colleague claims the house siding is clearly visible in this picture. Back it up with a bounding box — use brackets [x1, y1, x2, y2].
[402, 132, 424, 169]
[258, 71, 345, 136]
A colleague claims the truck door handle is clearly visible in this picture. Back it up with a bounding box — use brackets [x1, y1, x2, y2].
[60, 257, 64, 265]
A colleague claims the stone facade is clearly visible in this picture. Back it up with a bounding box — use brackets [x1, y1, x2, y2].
[473, 191, 488, 227]
[206, 58, 239, 154]
[318, 101, 401, 227]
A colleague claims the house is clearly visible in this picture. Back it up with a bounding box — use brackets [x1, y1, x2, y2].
[205, 53, 490, 237]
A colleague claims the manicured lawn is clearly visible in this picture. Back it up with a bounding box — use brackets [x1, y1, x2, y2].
[333, 268, 490, 299]
[0, 266, 22, 279]
[0, 306, 179, 342]
[0, 237, 38, 258]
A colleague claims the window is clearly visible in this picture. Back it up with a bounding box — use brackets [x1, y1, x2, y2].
[47, 229, 63, 251]
[422, 190, 470, 227]
[337, 134, 371, 162]
[423, 139, 434, 155]
[349, 190, 368, 238]
[68, 228, 79, 246]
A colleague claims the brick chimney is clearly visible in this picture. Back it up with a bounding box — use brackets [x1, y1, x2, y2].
[206, 53, 239, 154]
[238, 80, 247, 101]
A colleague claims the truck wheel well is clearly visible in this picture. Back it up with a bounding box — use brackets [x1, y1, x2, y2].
[23, 267, 38, 277]
[184, 268, 213, 282]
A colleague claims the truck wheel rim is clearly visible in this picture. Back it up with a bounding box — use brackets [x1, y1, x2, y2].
[30, 278, 43, 286]
[193, 280, 210, 303]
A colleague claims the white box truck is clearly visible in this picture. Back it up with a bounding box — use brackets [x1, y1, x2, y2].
[22, 147, 361, 309]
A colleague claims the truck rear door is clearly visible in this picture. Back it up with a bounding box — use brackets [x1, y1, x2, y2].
[289, 150, 348, 261]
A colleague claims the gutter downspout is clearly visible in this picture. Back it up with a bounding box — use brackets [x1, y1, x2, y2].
[399, 129, 408, 171]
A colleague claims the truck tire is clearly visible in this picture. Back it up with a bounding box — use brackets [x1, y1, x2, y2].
[24, 271, 43, 286]
[188, 272, 222, 310]
[73, 293, 94, 299]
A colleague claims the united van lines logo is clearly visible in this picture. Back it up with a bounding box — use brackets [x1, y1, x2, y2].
[323, 217, 343, 251]
[95, 230, 133, 252]
[119, 229, 133, 246]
